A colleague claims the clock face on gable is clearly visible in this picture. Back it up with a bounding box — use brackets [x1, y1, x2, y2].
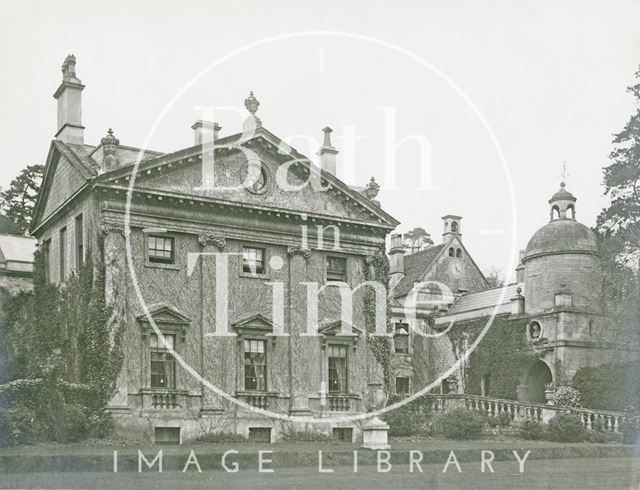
[448, 258, 463, 278]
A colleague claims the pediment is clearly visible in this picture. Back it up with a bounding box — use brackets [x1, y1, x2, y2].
[231, 313, 275, 334]
[32, 141, 95, 232]
[136, 303, 192, 325]
[97, 128, 398, 229]
[318, 320, 363, 336]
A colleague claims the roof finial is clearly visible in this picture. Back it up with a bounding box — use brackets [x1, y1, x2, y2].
[560, 161, 569, 188]
[244, 91, 260, 115]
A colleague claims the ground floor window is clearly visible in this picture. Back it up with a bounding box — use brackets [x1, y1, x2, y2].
[333, 427, 353, 442]
[154, 427, 180, 444]
[328, 344, 348, 393]
[150, 334, 176, 389]
[248, 427, 271, 442]
[244, 339, 266, 391]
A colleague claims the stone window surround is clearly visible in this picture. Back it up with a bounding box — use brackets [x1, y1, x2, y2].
[239, 242, 269, 279]
[325, 253, 348, 283]
[239, 335, 269, 392]
[144, 231, 180, 271]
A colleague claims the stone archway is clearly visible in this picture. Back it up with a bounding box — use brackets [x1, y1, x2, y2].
[517, 360, 553, 403]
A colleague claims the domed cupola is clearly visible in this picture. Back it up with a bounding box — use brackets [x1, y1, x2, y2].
[523, 183, 599, 262]
[548, 182, 577, 221]
[522, 181, 601, 314]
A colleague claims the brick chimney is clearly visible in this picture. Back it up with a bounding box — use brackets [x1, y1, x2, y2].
[53, 55, 85, 145]
[317, 127, 338, 176]
[191, 120, 221, 146]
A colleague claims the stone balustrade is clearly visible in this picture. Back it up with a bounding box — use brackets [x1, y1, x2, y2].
[236, 392, 280, 410]
[139, 389, 188, 409]
[425, 394, 640, 432]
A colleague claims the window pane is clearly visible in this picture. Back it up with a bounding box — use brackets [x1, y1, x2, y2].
[148, 236, 174, 263]
[242, 247, 265, 274]
[327, 256, 346, 281]
[244, 339, 266, 391]
[328, 344, 347, 393]
[151, 351, 175, 388]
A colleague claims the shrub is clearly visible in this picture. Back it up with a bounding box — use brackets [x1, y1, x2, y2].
[434, 408, 485, 440]
[194, 432, 247, 444]
[619, 421, 640, 445]
[572, 362, 640, 413]
[551, 386, 582, 408]
[485, 411, 511, 429]
[587, 429, 623, 444]
[385, 395, 433, 437]
[519, 419, 546, 440]
[546, 413, 587, 442]
[281, 430, 338, 443]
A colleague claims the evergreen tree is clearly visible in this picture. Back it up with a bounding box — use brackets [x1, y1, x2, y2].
[0, 164, 44, 235]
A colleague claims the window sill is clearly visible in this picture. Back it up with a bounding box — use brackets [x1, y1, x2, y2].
[239, 272, 269, 280]
[145, 261, 180, 271]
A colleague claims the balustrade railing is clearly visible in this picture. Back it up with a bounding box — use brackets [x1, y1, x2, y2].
[425, 394, 640, 432]
[328, 394, 352, 411]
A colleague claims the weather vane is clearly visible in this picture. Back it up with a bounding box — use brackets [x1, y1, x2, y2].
[560, 161, 569, 186]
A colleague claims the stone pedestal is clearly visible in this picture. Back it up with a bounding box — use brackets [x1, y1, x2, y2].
[361, 417, 390, 450]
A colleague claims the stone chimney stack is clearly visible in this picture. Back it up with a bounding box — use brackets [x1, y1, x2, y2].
[389, 233, 406, 287]
[442, 215, 462, 243]
[191, 120, 221, 146]
[515, 250, 525, 283]
[53, 54, 85, 145]
[317, 127, 339, 176]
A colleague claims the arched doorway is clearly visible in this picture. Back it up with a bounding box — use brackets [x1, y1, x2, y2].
[519, 360, 553, 403]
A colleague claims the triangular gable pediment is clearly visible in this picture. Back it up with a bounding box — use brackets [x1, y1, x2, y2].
[32, 141, 96, 233]
[231, 313, 274, 334]
[136, 303, 192, 325]
[96, 127, 399, 229]
[318, 320, 363, 336]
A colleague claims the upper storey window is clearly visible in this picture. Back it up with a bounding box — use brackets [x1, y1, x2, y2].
[327, 256, 347, 282]
[242, 247, 265, 275]
[148, 235, 175, 264]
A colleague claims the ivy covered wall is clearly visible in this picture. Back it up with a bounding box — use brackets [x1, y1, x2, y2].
[0, 242, 124, 410]
[447, 315, 537, 400]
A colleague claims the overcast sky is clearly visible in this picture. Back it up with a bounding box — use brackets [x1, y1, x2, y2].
[1, 0, 639, 280]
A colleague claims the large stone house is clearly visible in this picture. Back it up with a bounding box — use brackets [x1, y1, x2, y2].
[31, 56, 399, 443]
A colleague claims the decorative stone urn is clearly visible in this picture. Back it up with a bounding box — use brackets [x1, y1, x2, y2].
[544, 384, 555, 405]
[362, 382, 388, 411]
[361, 382, 390, 450]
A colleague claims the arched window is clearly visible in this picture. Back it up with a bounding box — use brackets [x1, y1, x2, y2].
[567, 204, 575, 219]
[448, 247, 455, 257]
[456, 248, 462, 258]
[551, 205, 560, 220]
[451, 222, 458, 233]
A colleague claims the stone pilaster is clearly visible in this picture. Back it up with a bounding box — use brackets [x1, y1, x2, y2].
[287, 246, 314, 417]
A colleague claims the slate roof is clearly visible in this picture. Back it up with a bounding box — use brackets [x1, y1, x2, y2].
[446, 283, 523, 315]
[392, 244, 445, 298]
[435, 283, 524, 324]
[0, 234, 37, 264]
